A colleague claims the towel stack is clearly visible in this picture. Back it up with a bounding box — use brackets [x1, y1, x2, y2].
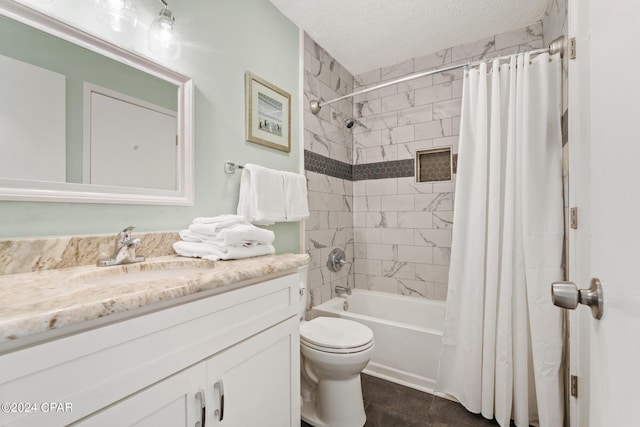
[237, 164, 310, 225]
[173, 214, 275, 261]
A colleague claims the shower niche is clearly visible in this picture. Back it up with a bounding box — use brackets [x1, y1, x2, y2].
[415, 147, 455, 183]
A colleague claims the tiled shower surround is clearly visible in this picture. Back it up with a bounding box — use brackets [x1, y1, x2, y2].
[304, 16, 566, 307]
[303, 32, 355, 308]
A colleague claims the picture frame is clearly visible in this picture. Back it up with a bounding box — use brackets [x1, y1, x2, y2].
[245, 72, 291, 153]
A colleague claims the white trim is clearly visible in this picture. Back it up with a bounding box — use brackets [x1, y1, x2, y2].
[568, 0, 591, 425]
[0, 0, 194, 206]
[298, 28, 307, 254]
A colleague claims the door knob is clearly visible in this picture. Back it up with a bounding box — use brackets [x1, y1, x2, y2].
[551, 278, 604, 319]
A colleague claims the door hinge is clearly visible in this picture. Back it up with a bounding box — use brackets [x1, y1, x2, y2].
[176, 135, 179, 146]
[570, 375, 578, 397]
[570, 207, 578, 229]
[569, 37, 577, 60]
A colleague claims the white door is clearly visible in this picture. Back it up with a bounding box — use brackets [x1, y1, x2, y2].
[206, 319, 299, 426]
[73, 362, 207, 427]
[569, 0, 640, 426]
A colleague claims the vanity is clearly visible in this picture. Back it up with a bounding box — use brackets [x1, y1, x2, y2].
[0, 251, 309, 426]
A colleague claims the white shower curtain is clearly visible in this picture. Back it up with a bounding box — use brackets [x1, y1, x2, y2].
[435, 53, 564, 427]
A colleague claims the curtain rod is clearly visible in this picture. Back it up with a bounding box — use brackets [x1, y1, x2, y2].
[309, 35, 565, 114]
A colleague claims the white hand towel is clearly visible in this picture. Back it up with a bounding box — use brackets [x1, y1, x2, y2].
[237, 164, 286, 225]
[282, 171, 310, 222]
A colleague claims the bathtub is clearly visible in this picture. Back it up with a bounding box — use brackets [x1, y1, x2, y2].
[311, 289, 445, 394]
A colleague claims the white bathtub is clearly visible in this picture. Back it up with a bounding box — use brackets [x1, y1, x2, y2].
[311, 289, 445, 394]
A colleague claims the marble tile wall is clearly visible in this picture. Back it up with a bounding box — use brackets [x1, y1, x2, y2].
[303, 33, 356, 308]
[350, 23, 544, 300]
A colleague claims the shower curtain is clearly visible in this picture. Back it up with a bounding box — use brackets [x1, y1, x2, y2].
[435, 53, 564, 427]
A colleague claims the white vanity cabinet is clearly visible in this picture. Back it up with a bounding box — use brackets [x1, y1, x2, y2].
[0, 271, 302, 427]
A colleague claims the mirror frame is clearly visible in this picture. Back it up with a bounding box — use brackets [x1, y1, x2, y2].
[0, 1, 194, 205]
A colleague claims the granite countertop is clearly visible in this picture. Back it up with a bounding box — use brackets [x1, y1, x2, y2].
[0, 253, 309, 344]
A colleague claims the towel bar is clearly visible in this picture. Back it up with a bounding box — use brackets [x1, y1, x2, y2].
[224, 161, 244, 174]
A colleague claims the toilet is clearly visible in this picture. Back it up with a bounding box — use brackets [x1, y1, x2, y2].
[298, 267, 375, 427]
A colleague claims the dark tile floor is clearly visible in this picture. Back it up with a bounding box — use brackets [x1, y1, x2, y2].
[302, 374, 503, 427]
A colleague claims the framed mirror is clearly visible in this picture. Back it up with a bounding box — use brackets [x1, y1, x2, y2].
[0, 1, 194, 205]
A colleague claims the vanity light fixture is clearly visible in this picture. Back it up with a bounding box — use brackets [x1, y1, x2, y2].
[148, 0, 182, 60]
[95, 0, 137, 33]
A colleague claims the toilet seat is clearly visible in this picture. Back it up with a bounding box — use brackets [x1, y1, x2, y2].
[300, 317, 374, 354]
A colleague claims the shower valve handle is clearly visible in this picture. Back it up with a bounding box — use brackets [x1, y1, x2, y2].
[327, 248, 346, 272]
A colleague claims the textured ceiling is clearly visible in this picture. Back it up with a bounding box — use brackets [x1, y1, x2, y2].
[268, 0, 550, 75]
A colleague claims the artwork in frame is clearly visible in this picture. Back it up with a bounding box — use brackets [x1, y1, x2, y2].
[245, 72, 291, 153]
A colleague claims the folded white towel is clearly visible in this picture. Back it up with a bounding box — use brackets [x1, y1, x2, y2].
[237, 164, 286, 225]
[192, 214, 247, 225]
[173, 240, 275, 261]
[179, 229, 204, 242]
[215, 223, 275, 246]
[172, 241, 222, 258]
[182, 224, 274, 246]
[189, 221, 243, 236]
[206, 243, 274, 261]
[282, 171, 310, 222]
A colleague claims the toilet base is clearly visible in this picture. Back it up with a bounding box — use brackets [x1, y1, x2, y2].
[301, 401, 327, 427]
[300, 374, 367, 427]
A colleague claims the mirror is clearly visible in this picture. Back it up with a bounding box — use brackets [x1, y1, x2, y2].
[0, 2, 194, 205]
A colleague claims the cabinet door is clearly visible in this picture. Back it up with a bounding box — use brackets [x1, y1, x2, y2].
[207, 318, 299, 427]
[73, 362, 207, 427]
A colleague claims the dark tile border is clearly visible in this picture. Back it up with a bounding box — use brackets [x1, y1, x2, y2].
[353, 159, 414, 181]
[304, 150, 415, 181]
[304, 150, 352, 181]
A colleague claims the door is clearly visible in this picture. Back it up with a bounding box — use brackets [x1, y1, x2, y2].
[569, 0, 640, 426]
[206, 319, 299, 426]
[73, 362, 207, 427]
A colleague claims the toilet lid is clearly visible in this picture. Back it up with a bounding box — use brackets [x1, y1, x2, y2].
[300, 317, 374, 350]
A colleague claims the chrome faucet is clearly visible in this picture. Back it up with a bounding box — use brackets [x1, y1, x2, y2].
[97, 226, 145, 267]
[335, 285, 352, 297]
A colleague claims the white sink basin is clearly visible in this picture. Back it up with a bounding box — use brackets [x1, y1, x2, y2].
[72, 258, 216, 287]
[81, 268, 210, 286]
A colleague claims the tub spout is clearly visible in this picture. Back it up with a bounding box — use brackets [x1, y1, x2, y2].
[335, 285, 352, 297]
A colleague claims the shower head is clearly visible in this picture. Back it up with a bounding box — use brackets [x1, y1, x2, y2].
[344, 118, 355, 129]
[332, 111, 355, 129]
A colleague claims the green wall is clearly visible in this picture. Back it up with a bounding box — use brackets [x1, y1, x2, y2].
[0, 0, 302, 254]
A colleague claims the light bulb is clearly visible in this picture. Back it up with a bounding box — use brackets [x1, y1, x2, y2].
[95, 0, 137, 33]
[148, 7, 182, 60]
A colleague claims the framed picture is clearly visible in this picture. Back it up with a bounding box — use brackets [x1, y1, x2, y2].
[245, 72, 291, 153]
